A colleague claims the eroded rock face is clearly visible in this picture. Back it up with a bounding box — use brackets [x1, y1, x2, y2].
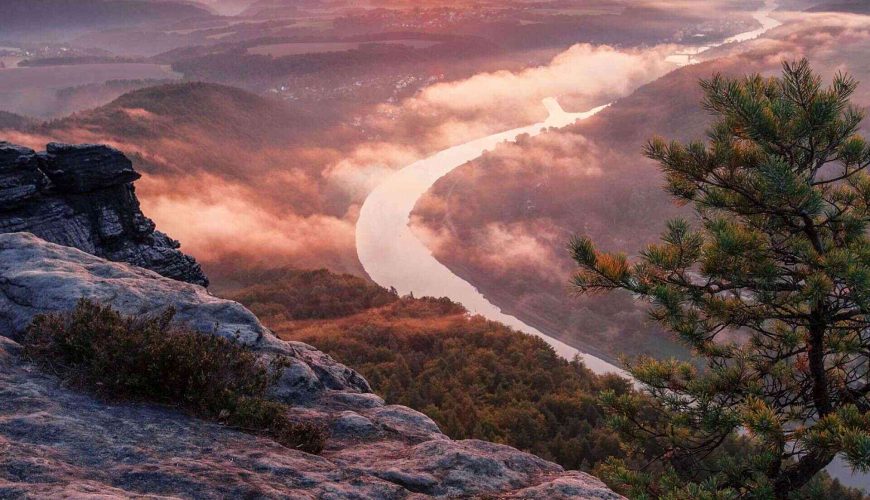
[0, 141, 208, 286]
[0, 342, 620, 499]
[0, 233, 623, 499]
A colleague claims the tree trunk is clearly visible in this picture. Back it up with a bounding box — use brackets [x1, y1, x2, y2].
[808, 319, 831, 417]
[772, 450, 836, 499]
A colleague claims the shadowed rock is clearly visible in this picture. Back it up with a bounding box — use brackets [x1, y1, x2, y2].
[0, 342, 621, 498]
[0, 143, 48, 210]
[0, 141, 208, 286]
[41, 143, 141, 193]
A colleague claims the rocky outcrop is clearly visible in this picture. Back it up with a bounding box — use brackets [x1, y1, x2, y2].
[0, 232, 369, 401]
[0, 142, 208, 286]
[0, 232, 622, 499]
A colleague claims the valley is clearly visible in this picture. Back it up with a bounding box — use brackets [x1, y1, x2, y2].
[362, 1, 781, 372]
[3, 0, 870, 496]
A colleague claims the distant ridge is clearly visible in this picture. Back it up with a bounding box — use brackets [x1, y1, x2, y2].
[0, 82, 303, 153]
[1, 0, 212, 35]
[0, 111, 38, 131]
[807, 0, 870, 14]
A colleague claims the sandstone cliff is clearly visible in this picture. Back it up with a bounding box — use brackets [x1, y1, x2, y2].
[0, 142, 208, 286]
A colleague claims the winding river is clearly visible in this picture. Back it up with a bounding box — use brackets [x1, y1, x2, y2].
[356, 1, 781, 377]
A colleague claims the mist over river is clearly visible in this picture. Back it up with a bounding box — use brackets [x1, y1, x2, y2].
[356, 0, 781, 377]
[356, 100, 625, 375]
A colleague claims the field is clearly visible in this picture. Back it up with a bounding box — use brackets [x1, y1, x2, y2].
[247, 40, 441, 56]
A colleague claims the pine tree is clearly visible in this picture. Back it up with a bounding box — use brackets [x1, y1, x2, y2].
[570, 59, 870, 498]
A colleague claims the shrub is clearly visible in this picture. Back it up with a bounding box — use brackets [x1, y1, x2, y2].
[23, 299, 326, 454]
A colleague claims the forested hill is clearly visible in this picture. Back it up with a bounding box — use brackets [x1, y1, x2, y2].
[218, 267, 630, 471]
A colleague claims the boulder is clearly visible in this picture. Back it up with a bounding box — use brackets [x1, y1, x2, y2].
[0, 357, 622, 498]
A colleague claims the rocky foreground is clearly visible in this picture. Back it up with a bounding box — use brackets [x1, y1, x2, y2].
[0, 233, 621, 498]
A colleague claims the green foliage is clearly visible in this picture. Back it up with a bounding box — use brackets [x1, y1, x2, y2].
[571, 59, 870, 498]
[23, 299, 326, 454]
[299, 299, 632, 470]
[306, 306, 627, 469]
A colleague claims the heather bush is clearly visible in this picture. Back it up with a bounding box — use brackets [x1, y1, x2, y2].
[23, 299, 325, 454]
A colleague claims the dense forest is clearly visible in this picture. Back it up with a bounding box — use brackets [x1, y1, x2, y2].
[221, 268, 629, 470]
[222, 268, 867, 498]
